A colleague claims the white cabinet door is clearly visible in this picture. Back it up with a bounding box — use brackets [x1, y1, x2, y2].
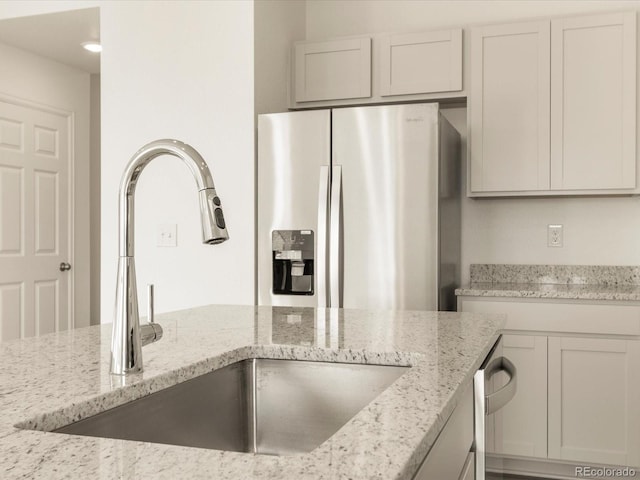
[550, 12, 637, 191]
[470, 21, 550, 193]
[379, 28, 462, 96]
[489, 335, 548, 458]
[548, 337, 640, 466]
[294, 37, 371, 102]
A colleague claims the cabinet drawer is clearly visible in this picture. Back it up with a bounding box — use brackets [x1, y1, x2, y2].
[413, 383, 473, 479]
[459, 298, 640, 336]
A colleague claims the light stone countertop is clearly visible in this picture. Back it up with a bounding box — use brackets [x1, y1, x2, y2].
[468, 264, 640, 286]
[457, 264, 640, 301]
[455, 282, 640, 301]
[0, 304, 503, 480]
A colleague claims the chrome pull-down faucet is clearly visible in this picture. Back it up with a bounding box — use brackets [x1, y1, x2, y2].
[110, 139, 229, 375]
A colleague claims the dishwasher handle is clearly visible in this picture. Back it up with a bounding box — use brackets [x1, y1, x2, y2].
[484, 356, 517, 415]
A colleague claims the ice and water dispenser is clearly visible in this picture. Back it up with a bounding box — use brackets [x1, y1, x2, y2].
[272, 230, 314, 295]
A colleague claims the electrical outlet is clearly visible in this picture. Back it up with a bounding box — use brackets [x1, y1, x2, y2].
[157, 224, 177, 247]
[547, 224, 563, 247]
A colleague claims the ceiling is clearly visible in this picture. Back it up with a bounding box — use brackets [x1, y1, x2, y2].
[0, 7, 100, 74]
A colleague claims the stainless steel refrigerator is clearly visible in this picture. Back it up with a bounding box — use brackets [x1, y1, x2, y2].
[257, 103, 461, 310]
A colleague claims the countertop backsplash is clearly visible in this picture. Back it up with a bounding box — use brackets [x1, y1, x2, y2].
[469, 264, 640, 286]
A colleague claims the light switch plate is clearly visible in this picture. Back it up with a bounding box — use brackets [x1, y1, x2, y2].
[547, 224, 563, 247]
[157, 224, 177, 247]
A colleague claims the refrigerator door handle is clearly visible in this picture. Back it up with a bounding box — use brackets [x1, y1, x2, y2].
[329, 165, 342, 308]
[317, 166, 331, 307]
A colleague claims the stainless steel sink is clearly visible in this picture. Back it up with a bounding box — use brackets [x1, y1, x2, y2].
[54, 359, 409, 455]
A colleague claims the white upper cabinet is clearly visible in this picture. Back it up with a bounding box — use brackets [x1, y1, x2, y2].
[470, 21, 551, 193]
[379, 28, 462, 96]
[294, 37, 372, 103]
[290, 28, 465, 108]
[551, 12, 637, 191]
[470, 11, 638, 196]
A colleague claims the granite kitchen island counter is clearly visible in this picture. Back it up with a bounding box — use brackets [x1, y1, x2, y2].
[0, 305, 503, 480]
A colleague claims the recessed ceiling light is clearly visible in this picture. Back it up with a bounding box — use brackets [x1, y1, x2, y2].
[82, 41, 102, 53]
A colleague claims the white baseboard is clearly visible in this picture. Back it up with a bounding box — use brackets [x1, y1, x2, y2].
[487, 454, 638, 480]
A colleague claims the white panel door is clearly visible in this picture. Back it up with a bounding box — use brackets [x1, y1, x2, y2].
[470, 21, 550, 193]
[548, 336, 640, 466]
[551, 12, 636, 190]
[0, 98, 71, 341]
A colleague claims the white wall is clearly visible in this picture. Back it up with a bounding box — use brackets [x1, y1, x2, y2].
[100, 1, 255, 320]
[2, 1, 256, 322]
[306, 0, 640, 284]
[0, 1, 99, 20]
[0, 41, 92, 326]
[254, 0, 305, 116]
[306, 0, 640, 38]
[6, 0, 639, 319]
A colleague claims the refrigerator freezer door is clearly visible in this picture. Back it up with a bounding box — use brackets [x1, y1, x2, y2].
[332, 104, 440, 310]
[258, 111, 331, 307]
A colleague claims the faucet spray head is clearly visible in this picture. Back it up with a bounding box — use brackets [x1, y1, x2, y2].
[199, 188, 229, 245]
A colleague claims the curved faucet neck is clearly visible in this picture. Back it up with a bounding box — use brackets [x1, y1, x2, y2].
[118, 139, 216, 257]
[111, 139, 228, 375]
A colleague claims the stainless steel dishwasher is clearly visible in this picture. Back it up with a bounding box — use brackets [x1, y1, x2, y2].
[474, 336, 518, 480]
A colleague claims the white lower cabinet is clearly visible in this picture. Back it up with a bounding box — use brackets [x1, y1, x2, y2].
[459, 296, 640, 476]
[548, 336, 640, 466]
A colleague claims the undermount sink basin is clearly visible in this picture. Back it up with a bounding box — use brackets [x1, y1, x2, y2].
[53, 359, 409, 455]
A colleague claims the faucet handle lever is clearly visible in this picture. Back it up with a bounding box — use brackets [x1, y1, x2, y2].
[148, 284, 154, 323]
[140, 283, 162, 347]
